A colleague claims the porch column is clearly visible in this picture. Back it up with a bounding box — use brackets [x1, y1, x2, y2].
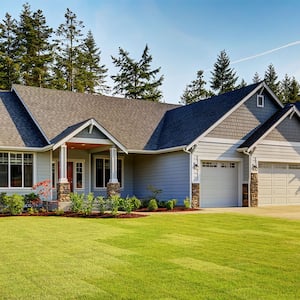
[107, 146, 120, 197]
[57, 143, 70, 204]
[59, 144, 68, 183]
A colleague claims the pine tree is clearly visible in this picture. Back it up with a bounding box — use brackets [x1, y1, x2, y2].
[75, 30, 109, 94]
[264, 64, 280, 95]
[280, 74, 299, 103]
[0, 13, 20, 89]
[111, 44, 163, 101]
[237, 79, 247, 89]
[210, 50, 238, 94]
[54, 8, 84, 91]
[180, 70, 208, 104]
[17, 4, 53, 87]
[252, 72, 261, 83]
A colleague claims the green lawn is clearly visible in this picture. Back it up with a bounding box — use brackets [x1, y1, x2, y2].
[0, 213, 299, 299]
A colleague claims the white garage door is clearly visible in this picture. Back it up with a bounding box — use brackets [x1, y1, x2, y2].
[201, 161, 238, 208]
[258, 162, 300, 205]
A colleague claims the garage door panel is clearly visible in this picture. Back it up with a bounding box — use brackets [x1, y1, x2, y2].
[258, 163, 300, 205]
[201, 161, 238, 208]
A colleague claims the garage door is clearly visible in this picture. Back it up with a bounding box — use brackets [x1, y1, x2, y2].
[258, 163, 300, 205]
[201, 161, 238, 208]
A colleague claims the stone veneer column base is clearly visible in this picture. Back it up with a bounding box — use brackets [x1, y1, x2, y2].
[57, 182, 71, 211]
[250, 173, 258, 207]
[192, 183, 200, 208]
[107, 182, 120, 197]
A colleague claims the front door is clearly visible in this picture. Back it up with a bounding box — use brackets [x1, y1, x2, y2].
[67, 162, 73, 192]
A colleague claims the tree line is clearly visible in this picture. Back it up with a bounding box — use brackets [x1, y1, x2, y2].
[0, 4, 298, 104]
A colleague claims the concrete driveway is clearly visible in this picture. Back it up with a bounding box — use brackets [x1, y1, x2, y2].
[201, 206, 300, 220]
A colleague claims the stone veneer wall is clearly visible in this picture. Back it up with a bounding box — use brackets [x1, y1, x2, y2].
[57, 182, 70, 202]
[192, 183, 200, 208]
[250, 173, 258, 207]
[107, 182, 120, 197]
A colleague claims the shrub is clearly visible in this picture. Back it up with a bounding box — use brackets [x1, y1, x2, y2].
[0, 192, 7, 212]
[83, 193, 95, 215]
[70, 193, 84, 213]
[148, 199, 158, 211]
[97, 196, 106, 214]
[166, 200, 174, 210]
[109, 195, 122, 216]
[130, 196, 141, 210]
[121, 196, 134, 214]
[24, 192, 41, 210]
[184, 197, 190, 209]
[3, 194, 24, 215]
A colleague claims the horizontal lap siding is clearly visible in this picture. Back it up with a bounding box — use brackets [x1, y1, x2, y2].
[133, 152, 190, 204]
[254, 144, 300, 162]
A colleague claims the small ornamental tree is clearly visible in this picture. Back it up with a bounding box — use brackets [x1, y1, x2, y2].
[32, 179, 51, 201]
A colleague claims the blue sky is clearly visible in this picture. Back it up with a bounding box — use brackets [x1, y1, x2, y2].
[1, 0, 300, 103]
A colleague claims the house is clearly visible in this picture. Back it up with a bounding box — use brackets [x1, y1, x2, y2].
[1, 81, 300, 209]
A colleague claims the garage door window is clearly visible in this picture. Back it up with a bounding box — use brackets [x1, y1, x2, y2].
[202, 162, 217, 168]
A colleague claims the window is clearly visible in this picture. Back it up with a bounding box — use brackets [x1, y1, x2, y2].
[52, 162, 56, 188]
[257, 95, 264, 107]
[75, 162, 83, 189]
[0, 152, 33, 188]
[95, 157, 123, 188]
[202, 161, 217, 168]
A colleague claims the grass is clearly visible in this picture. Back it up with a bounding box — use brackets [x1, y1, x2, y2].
[0, 213, 299, 299]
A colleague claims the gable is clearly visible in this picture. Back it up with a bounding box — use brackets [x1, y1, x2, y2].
[264, 114, 300, 143]
[207, 91, 279, 140]
[75, 127, 107, 139]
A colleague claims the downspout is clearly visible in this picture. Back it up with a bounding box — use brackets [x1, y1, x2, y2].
[243, 149, 251, 207]
[184, 146, 193, 208]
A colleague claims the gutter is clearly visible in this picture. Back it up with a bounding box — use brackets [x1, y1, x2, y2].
[0, 144, 54, 152]
[127, 145, 187, 154]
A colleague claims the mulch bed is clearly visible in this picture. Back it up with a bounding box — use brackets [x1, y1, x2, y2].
[0, 207, 199, 218]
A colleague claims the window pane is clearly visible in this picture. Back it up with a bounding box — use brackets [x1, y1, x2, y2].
[104, 159, 110, 187]
[24, 154, 33, 187]
[96, 159, 103, 187]
[0, 153, 8, 187]
[10, 153, 22, 187]
[76, 162, 83, 188]
[117, 159, 122, 187]
[52, 163, 56, 188]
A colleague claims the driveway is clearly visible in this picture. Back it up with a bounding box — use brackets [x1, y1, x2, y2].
[201, 206, 300, 220]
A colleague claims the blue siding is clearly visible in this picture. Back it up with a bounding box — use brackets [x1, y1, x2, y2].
[133, 152, 190, 204]
[75, 127, 107, 139]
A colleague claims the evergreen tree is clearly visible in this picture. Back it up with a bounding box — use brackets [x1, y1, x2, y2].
[252, 72, 261, 83]
[237, 78, 247, 88]
[0, 13, 20, 89]
[75, 30, 109, 94]
[264, 64, 280, 95]
[180, 70, 208, 104]
[210, 50, 238, 94]
[54, 8, 84, 91]
[280, 74, 299, 103]
[17, 3, 53, 87]
[111, 44, 163, 101]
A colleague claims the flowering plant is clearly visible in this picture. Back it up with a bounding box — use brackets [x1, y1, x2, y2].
[32, 179, 51, 201]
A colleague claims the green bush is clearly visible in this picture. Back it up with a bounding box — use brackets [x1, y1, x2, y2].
[184, 197, 190, 209]
[70, 193, 84, 213]
[109, 195, 122, 216]
[3, 194, 24, 215]
[148, 199, 158, 211]
[97, 196, 105, 214]
[166, 200, 174, 210]
[130, 196, 141, 210]
[121, 196, 134, 214]
[83, 193, 95, 215]
[0, 192, 7, 212]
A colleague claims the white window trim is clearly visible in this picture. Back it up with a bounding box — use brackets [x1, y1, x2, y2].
[0, 152, 34, 190]
[257, 95, 264, 107]
[93, 155, 124, 190]
[51, 160, 58, 190]
[74, 160, 85, 190]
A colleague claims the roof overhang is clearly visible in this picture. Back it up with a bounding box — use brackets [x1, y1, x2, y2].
[0, 145, 53, 152]
[128, 145, 187, 154]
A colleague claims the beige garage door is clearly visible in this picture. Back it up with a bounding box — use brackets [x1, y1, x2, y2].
[201, 161, 238, 208]
[258, 162, 300, 205]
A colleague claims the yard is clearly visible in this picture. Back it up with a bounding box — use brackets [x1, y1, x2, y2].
[0, 213, 299, 299]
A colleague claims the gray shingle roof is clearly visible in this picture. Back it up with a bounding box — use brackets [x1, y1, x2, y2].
[149, 82, 262, 149]
[0, 91, 48, 147]
[13, 84, 179, 150]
